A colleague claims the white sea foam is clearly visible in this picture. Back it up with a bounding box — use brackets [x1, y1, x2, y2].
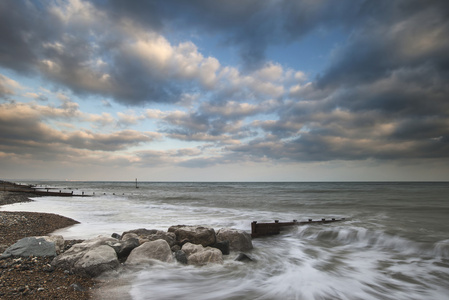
[2, 181, 449, 299]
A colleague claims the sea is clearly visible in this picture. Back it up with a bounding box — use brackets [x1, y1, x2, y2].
[1, 181, 449, 300]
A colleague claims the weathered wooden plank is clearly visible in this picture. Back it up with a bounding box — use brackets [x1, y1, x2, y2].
[251, 218, 346, 238]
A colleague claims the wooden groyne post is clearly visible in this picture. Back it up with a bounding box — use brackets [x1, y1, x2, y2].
[251, 218, 346, 238]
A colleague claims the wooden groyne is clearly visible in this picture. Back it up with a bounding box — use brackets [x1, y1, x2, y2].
[251, 218, 346, 238]
[1, 181, 90, 197]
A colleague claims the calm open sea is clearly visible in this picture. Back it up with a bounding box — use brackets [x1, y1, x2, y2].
[2, 181, 449, 299]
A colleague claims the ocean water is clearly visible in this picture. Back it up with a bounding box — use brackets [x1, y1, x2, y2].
[2, 181, 449, 300]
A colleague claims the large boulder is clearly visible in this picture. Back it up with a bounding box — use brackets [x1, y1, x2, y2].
[181, 242, 223, 266]
[52, 236, 120, 277]
[125, 239, 173, 265]
[73, 245, 120, 277]
[1, 237, 56, 259]
[168, 225, 216, 247]
[216, 228, 253, 251]
[37, 235, 65, 254]
[181, 242, 205, 257]
[188, 248, 223, 266]
[122, 229, 177, 247]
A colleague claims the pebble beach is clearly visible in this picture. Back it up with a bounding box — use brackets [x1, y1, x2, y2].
[0, 187, 97, 299]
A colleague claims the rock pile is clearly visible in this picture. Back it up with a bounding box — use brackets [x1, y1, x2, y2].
[1, 225, 254, 278]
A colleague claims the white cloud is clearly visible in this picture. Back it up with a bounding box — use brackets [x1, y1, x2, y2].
[0, 74, 22, 96]
[86, 112, 115, 127]
[117, 111, 146, 126]
[255, 63, 284, 81]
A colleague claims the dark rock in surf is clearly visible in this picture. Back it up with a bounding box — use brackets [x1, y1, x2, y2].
[111, 233, 121, 240]
[174, 250, 188, 265]
[171, 245, 181, 252]
[234, 252, 254, 262]
[117, 237, 140, 259]
[212, 240, 230, 255]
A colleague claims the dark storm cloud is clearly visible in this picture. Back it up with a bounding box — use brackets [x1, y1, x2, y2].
[317, 4, 449, 90]
[2, 0, 449, 168]
[95, 0, 364, 70]
[0, 0, 200, 105]
[277, 0, 449, 163]
[0, 0, 390, 104]
[0, 1, 51, 72]
[314, 0, 449, 91]
[96, 0, 271, 69]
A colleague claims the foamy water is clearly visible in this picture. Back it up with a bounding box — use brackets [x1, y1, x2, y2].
[2, 182, 449, 299]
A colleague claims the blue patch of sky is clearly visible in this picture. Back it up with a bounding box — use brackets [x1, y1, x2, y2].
[163, 28, 245, 70]
[163, 23, 347, 85]
[1, 68, 42, 103]
[265, 28, 347, 77]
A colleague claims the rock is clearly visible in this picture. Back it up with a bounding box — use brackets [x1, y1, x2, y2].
[212, 241, 230, 255]
[216, 228, 253, 251]
[73, 245, 119, 277]
[234, 252, 254, 262]
[122, 232, 139, 241]
[181, 242, 223, 266]
[70, 283, 85, 291]
[168, 225, 216, 247]
[171, 245, 181, 252]
[66, 236, 119, 252]
[181, 242, 205, 257]
[104, 240, 123, 255]
[117, 237, 140, 260]
[111, 233, 121, 240]
[122, 229, 177, 247]
[51, 236, 120, 277]
[1, 237, 56, 259]
[99, 237, 139, 260]
[188, 247, 223, 266]
[125, 239, 173, 265]
[174, 250, 188, 265]
[37, 235, 65, 254]
[122, 228, 153, 238]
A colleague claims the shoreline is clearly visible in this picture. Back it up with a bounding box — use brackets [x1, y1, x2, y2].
[0, 189, 97, 299]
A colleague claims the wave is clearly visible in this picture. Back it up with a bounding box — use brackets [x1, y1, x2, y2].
[290, 225, 449, 259]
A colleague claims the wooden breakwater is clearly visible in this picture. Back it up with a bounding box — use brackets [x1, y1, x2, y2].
[251, 218, 346, 238]
[1, 181, 90, 197]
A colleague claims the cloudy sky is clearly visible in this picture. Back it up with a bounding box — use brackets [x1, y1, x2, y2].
[1, 0, 449, 181]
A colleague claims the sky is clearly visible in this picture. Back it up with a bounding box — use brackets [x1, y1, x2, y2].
[1, 0, 449, 181]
